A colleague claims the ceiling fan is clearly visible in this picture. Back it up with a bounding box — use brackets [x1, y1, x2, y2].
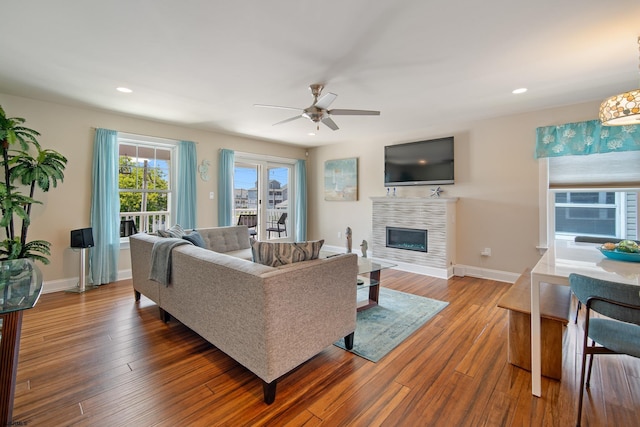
[254, 84, 380, 131]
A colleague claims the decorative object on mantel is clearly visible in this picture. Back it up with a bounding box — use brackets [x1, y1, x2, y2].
[198, 159, 211, 181]
[360, 240, 368, 258]
[430, 186, 443, 198]
[346, 227, 352, 253]
[324, 157, 358, 201]
[599, 36, 640, 126]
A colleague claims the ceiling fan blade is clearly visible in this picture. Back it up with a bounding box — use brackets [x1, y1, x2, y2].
[329, 109, 380, 116]
[314, 92, 338, 109]
[272, 115, 303, 126]
[322, 117, 339, 131]
[254, 104, 303, 111]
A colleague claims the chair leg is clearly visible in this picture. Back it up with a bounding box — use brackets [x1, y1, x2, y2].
[577, 337, 590, 426]
[586, 341, 596, 388]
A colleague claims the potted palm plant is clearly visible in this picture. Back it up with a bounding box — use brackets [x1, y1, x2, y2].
[0, 105, 67, 264]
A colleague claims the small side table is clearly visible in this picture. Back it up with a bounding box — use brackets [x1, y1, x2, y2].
[0, 259, 43, 426]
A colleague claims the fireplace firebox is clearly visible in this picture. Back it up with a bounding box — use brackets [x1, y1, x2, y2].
[386, 227, 428, 252]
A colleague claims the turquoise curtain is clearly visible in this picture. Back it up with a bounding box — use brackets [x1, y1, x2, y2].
[218, 149, 234, 226]
[176, 140, 197, 229]
[294, 159, 307, 241]
[90, 128, 120, 285]
[535, 120, 640, 158]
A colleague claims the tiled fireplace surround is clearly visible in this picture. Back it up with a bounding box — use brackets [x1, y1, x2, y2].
[371, 197, 457, 278]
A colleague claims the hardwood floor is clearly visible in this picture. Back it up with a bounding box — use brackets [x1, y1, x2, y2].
[11, 270, 640, 426]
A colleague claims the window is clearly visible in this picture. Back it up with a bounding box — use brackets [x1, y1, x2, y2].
[554, 191, 625, 238]
[543, 151, 640, 243]
[118, 134, 176, 234]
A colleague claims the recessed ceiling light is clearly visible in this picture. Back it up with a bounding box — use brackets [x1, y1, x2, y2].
[116, 87, 133, 93]
[512, 88, 527, 94]
[308, 132, 316, 136]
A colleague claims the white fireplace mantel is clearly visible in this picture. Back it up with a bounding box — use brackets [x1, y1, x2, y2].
[371, 196, 457, 278]
[370, 196, 458, 203]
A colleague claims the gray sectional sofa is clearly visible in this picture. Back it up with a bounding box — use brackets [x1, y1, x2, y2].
[129, 225, 358, 404]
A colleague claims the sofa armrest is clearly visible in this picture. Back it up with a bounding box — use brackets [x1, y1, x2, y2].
[258, 254, 359, 381]
[129, 233, 162, 304]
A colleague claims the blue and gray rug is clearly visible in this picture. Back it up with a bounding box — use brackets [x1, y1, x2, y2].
[334, 287, 449, 362]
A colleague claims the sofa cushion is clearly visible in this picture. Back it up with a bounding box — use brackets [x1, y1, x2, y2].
[182, 230, 206, 248]
[158, 224, 186, 238]
[251, 240, 324, 267]
[198, 226, 251, 253]
[225, 248, 254, 261]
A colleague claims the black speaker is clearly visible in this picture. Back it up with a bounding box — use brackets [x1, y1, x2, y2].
[70, 228, 94, 248]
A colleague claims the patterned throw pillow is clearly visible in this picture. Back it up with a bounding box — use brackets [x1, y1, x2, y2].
[251, 240, 324, 267]
[158, 224, 185, 238]
[182, 230, 206, 248]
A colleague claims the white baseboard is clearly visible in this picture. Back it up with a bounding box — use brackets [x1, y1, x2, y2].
[41, 256, 519, 295]
[42, 269, 133, 294]
[323, 245, 452, 279]
[323, 245, 519, 283]
[453, 264, 520, 283]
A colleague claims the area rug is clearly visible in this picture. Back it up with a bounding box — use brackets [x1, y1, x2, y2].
[334, 287, 448, 362]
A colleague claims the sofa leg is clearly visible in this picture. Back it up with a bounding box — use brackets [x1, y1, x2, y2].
[344, 332, 355, 350]
[263, 380, 277, 404]
[159, 308, 171, 323]
[134, 290, 141, 301]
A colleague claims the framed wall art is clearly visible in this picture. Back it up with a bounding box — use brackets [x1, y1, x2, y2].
[324, 157, 358, 201]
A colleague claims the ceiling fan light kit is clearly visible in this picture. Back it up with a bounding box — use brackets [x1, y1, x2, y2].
[255, 84, 380, 131]
[599, 36, 640, 126]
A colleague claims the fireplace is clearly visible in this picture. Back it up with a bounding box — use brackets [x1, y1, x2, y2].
[386, 227, 428, 252]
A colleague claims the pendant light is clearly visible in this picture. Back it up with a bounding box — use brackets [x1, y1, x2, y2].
[599, 37, 640, 126]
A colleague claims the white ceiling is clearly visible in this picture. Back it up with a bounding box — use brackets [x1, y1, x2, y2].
[1, 1, 639, 147]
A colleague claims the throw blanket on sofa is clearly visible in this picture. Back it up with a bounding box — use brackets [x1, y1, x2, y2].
[149, 238, 192, 286]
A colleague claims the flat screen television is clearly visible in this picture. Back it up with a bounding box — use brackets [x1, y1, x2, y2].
[384, 136, 454, 186]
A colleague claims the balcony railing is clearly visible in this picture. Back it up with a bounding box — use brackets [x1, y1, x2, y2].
[120, 211, 170, 234]
[119, 208, 288, 237]
[234, 208, 288, 238]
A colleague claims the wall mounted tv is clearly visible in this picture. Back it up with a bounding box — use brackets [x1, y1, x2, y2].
[384, 136, 454, 186]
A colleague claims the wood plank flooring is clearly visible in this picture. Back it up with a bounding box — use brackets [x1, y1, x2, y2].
[10, 270, 640, 426]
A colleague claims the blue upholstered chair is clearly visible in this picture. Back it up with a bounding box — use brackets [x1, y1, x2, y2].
[569, 273, 640, 427]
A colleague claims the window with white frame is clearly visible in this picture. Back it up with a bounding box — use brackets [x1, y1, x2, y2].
[546, 151, 640, 241]
[118, 134, 176, 235]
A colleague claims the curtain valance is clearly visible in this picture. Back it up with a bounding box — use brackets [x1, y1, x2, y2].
[535, 119, 640, 159]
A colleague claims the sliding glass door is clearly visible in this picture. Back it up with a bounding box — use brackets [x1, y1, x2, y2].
[233, 157, 294, 241]
[265, 165, 290, 240]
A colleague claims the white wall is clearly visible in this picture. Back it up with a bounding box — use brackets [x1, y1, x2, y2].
[308, 100, 602, 279]
[0, 91, 604, 289]
[0, 93, 306, 292]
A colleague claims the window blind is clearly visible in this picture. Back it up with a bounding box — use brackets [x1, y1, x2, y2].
[549, 151, 640, 188]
